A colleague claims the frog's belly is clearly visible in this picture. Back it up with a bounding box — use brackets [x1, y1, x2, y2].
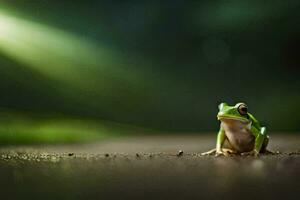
[221, 119, 255, 153]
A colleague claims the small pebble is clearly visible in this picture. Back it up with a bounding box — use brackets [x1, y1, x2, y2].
[177, 150, 184, 157]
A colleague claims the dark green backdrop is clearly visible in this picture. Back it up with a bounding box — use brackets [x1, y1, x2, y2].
[0, 0, 299, 131]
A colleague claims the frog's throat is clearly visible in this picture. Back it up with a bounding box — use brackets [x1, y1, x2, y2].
[217, 115, 249, 123]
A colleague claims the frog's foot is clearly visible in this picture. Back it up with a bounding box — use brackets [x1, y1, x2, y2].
[201, 148, 216, 156]
[241, 150, 259, 157]
[215, 148, 237, 157]
[262, 149, 277, 155]
[222, 148, 237, 154]
[201, 148, 237, 156]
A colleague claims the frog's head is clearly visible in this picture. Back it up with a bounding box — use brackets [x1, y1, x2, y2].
[217, 102, 250, 123]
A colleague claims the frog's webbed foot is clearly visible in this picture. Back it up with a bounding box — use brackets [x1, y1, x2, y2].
[241, 150, 259, 157]
[201, 148, 216, 156]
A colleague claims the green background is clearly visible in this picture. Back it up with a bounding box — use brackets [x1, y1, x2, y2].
[0, 1, 299, 142]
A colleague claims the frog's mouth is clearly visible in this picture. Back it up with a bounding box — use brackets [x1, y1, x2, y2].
[217, 115, 249, 123]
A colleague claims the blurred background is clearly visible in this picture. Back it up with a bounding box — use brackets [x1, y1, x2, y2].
[0, 0, 299, 144]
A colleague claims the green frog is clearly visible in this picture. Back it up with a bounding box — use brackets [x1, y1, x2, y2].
[202, 102, 270, 156]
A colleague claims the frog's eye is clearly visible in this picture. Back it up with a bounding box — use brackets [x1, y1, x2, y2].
[238, 104, 248, 115]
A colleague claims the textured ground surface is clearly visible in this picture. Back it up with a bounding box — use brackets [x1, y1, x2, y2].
[0, 134, 299, 200]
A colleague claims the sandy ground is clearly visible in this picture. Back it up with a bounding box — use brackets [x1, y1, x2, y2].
[0, 134, 299, 200]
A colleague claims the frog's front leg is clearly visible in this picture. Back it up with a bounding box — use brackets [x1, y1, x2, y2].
[241, 127, 266, 156]
[201, 127, 227, 156]
[215, 128, 229, 156]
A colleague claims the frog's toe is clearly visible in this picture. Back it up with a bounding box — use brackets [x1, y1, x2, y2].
[222, 148, 237, 154]
[215, 151, 223, 157]
[241, 150, 259, 157]
[201, 148, 216, 156]
[215, 150, 231, 157]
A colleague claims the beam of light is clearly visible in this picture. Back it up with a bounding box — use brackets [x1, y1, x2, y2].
[0, 10, 141, 90]
[0, 9, 172, 112]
